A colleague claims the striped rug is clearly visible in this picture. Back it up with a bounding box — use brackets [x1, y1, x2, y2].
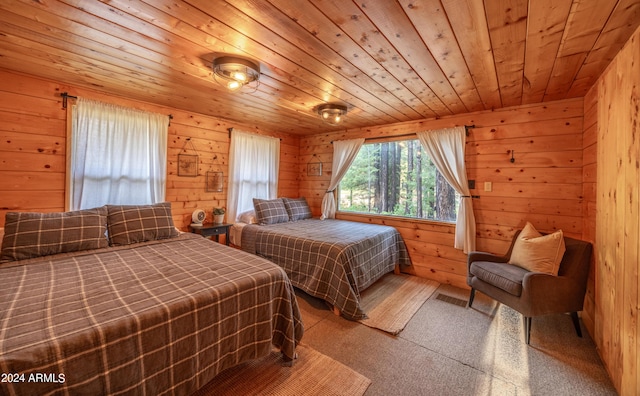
[358, 273, 440, 335]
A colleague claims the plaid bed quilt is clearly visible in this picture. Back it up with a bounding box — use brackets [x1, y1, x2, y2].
[241, 219, 411, 320]
[0, 233, 303, 396]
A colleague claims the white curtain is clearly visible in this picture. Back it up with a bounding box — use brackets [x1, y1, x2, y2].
[417, 126, 476, 253]
[321, 138, 365, 219]
[70, 97, 168, 210]
[227, 130, 280, 223]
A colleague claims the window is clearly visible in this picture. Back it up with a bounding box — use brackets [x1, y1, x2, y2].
[226, 130, 280, 223]
[69, 98, 169, 210]
[338, 139, 459, 222]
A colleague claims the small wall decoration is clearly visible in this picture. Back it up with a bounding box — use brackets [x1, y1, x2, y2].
[178, 154, 198, 177]
[206, 171, 224, 192]
[307, 162, 322, 176]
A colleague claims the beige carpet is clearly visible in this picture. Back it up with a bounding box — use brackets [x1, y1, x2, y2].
[298, 284, 617, 395]
[192, 344, 371, 396]
[358, 273, 440, 335]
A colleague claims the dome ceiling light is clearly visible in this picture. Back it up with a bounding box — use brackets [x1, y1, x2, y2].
[317, 103, 348, 125]
[212, 56, 260, 92]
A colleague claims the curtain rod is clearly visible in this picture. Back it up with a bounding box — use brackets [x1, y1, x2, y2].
[227, 127, 282, 141]
[60, 92, 173, 125]
[331, 125, 476, 143]
[60, 92, 77, 109]
[365, 132, 415, 142]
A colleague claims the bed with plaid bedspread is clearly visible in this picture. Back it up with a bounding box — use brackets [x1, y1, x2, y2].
[0, 233, 303, 396]
[240, 219, 411, 320]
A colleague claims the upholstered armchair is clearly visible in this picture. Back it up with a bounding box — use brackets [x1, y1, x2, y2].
[466, 227, 593, 344]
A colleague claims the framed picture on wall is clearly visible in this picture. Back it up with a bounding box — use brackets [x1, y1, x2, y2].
[307, 162, 322, 176]
[206, 171, 224, 192]
[178, 154, 198, 177]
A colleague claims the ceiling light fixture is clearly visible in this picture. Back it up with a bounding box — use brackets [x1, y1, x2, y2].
[212, 56, 260, 92]
[317, 103, 348, 125]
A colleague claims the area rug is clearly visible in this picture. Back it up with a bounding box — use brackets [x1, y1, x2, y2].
[192, 343, 371, 396]
[358, 273, 440, 335]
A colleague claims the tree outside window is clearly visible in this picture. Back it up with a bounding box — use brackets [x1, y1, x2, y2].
[338, 140, 458, 222]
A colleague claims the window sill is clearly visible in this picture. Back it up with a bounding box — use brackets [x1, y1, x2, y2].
[335, 211, 456, 228]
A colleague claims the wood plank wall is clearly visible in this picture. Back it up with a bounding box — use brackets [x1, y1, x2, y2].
[0, 69, 300, 232]
[581, 86, 598, 342]
[591, 26, 640, 396]
[299, 98, 585, 290]
[1, 75, 66, 218]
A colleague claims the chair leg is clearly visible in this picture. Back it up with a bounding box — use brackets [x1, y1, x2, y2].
[467, 288, 476, 308]
[570, 312, 583, 337]
[524, 316, 532, 344]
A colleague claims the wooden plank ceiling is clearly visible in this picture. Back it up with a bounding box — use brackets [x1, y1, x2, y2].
[0, 0, 638, 135]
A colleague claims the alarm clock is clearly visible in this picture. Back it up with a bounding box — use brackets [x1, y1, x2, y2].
[191, 209, 206, 226]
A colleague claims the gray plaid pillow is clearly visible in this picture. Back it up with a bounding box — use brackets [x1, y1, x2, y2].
[107, 202, 179, 246]
[1, 206, 109, 262]
[253, 198, 290, 225]
[282, 197, 312, 221]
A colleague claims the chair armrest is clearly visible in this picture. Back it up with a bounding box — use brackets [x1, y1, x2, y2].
[521, 272, 586, 315]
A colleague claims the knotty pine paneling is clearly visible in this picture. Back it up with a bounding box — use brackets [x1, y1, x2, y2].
[591, 25, 640, 396]
[0, 78, 66, 219]
[1, 1, 639, 136]
[581, 85, 598, 342]
[300, 98, 585, 289]
[0, 69, 300, 231]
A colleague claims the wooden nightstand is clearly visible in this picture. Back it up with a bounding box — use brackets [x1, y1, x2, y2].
[189, 223, 232, 245]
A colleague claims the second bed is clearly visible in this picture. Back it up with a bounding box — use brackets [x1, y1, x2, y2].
[239, 218, 411, 320]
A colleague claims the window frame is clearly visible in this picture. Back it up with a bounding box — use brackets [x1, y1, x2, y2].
[336, 137, 460, 225]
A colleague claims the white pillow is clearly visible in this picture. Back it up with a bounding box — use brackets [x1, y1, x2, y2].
[508, 222, 566, 276]
[237, 210, 257, 224]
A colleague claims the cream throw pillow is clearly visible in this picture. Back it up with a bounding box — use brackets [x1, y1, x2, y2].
[508, 222, 566, 275]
